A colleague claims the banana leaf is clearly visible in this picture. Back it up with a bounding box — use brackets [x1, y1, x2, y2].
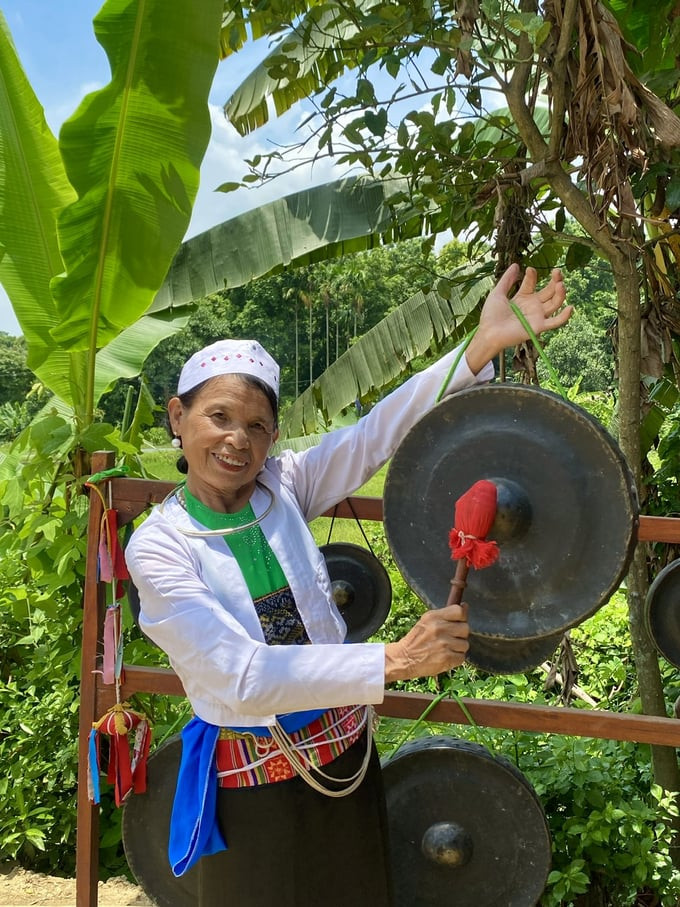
[0, 0, 224, 421]
[223, 1, 375, 135]
[0, 10, 79, 382]
[94, 308, 193, 403]
[152, 174, 426, 311]
[49, 0, 223, 416]
[219, 1, 330, 59]
[281, 271, 494, 437]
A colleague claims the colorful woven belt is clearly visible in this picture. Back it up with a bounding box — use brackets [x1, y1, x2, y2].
[216, 705, 367, 788]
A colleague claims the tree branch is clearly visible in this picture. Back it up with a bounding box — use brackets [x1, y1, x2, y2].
[547, 0, 580, 161]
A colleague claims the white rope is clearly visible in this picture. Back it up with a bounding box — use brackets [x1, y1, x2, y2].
[268, 707, 374, 798]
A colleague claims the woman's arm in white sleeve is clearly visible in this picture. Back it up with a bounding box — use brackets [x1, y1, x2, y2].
[287, 340, 494, 520]
[125, 524, 386, 720]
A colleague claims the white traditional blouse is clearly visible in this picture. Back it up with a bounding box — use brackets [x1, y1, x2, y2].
[125, 344, 494, 727]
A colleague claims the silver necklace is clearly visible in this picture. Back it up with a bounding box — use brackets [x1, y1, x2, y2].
[158, 482, 275, 537]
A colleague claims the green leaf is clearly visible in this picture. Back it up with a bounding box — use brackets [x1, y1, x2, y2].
[364, 108, 388, 137]
[281, 269, 494, 436]
[215, 181, 243, 194]
[125, 378, 160, 448]
[0, 11, 79, 382]
[49, 0, 223, 410]
[565, 242, 594, 270]
[153, 175, 429, 311]
[93, 307, 192, 404]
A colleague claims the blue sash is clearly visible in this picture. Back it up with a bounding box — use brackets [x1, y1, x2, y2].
[168, 709, 324, 876]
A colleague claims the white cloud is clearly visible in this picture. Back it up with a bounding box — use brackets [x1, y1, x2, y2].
[186, 102, 350, 239]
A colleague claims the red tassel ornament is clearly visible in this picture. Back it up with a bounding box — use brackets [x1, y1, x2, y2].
[88, 703, 152, 807]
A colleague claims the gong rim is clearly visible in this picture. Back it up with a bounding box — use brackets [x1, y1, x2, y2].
[122, 735, 199, 907]
[646, 558, 680, 667]
[467, 629, 564, 675]
[320, 542, 392, 642]
[381, 735, 551, 907]
[384, 385, 638, 649]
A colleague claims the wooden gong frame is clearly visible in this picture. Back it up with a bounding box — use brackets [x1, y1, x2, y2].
[76, 451, 680, 907]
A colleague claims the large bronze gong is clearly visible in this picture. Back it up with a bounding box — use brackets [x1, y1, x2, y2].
[382, 735, 551, 906]
[383, 384, 638, 672]
[124, 733, 551, 907]
[321, 542, 392, 642]
[122, 735, 199, 906]
[645, 558, 680, 667]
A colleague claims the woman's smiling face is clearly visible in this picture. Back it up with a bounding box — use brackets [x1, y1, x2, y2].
[168, 374, 278, 512]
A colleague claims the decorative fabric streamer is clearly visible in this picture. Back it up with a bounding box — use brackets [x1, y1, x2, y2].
[86, 482, 131, 685]
[88, 702, 152, 807]
[85, 470, 152, 809]
[448, 479, 500, 569]
[97, 508, 130, 596]
[102, 605, 124, 685]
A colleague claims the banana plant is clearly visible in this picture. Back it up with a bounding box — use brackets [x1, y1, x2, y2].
[280, 268, 495, 437]
[0, 0, 224, 430]
[0, 0, 478, 471]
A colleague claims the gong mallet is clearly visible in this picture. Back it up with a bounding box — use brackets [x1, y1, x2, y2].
[446, 479, 500, 607]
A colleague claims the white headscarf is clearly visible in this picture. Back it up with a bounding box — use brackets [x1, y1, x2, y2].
[177, 339, 280, 397]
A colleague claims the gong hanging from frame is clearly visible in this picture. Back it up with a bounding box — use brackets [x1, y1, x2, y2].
[383, 384, 639, 673]
[320, 542, 392, 642]
[382, 735, 551, 906]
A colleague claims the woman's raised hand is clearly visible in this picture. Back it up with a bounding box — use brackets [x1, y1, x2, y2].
[465, 264, 573, 375]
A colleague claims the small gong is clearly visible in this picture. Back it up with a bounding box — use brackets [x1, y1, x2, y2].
[320, 542, 392, 642]
[382, 735, 551, 906]
[646, 558, 680, 667]
[384, 384, 638, 672]
[122, 735, 199, 906]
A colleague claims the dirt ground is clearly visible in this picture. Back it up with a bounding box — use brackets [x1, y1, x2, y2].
[0, 866, 152, 907]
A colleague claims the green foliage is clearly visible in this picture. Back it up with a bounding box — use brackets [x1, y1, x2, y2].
[0, 401, 32, 442]
[531, 736, 680, 906]
[0, 477, 86, 873]
[537, 312, 614, 394]
[0, 334, 34, 405]
[645, 395, 680, 519]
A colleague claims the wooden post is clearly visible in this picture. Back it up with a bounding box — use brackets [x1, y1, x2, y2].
[73, 456, 680, 906]
[76, 451, 115, 907]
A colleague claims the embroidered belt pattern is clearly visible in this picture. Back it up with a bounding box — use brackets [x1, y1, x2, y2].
[216, 705, 367, 788]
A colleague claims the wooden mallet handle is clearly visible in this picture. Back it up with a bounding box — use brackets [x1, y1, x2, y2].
[446, 558, 469, 607]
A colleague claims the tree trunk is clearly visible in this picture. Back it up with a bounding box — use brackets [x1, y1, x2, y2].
[612, 247, 680, 797]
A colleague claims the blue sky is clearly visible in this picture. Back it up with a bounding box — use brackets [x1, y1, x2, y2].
[0, 1, 347, 335]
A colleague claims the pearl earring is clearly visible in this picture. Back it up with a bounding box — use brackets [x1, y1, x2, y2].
[171, 436, 182, 449]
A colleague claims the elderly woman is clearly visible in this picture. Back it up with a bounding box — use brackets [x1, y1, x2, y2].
[125, 263, 571, 907]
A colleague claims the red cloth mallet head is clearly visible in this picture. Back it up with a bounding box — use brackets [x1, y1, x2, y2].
[448, 479, 500, 569]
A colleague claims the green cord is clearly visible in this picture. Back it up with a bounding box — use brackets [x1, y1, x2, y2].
[434, 327, 478, 403]
[508, 301, 568, 399]
[450, 692, 496, 753]
[386, 684, 498, 759]
[387, 688, 450, 759]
